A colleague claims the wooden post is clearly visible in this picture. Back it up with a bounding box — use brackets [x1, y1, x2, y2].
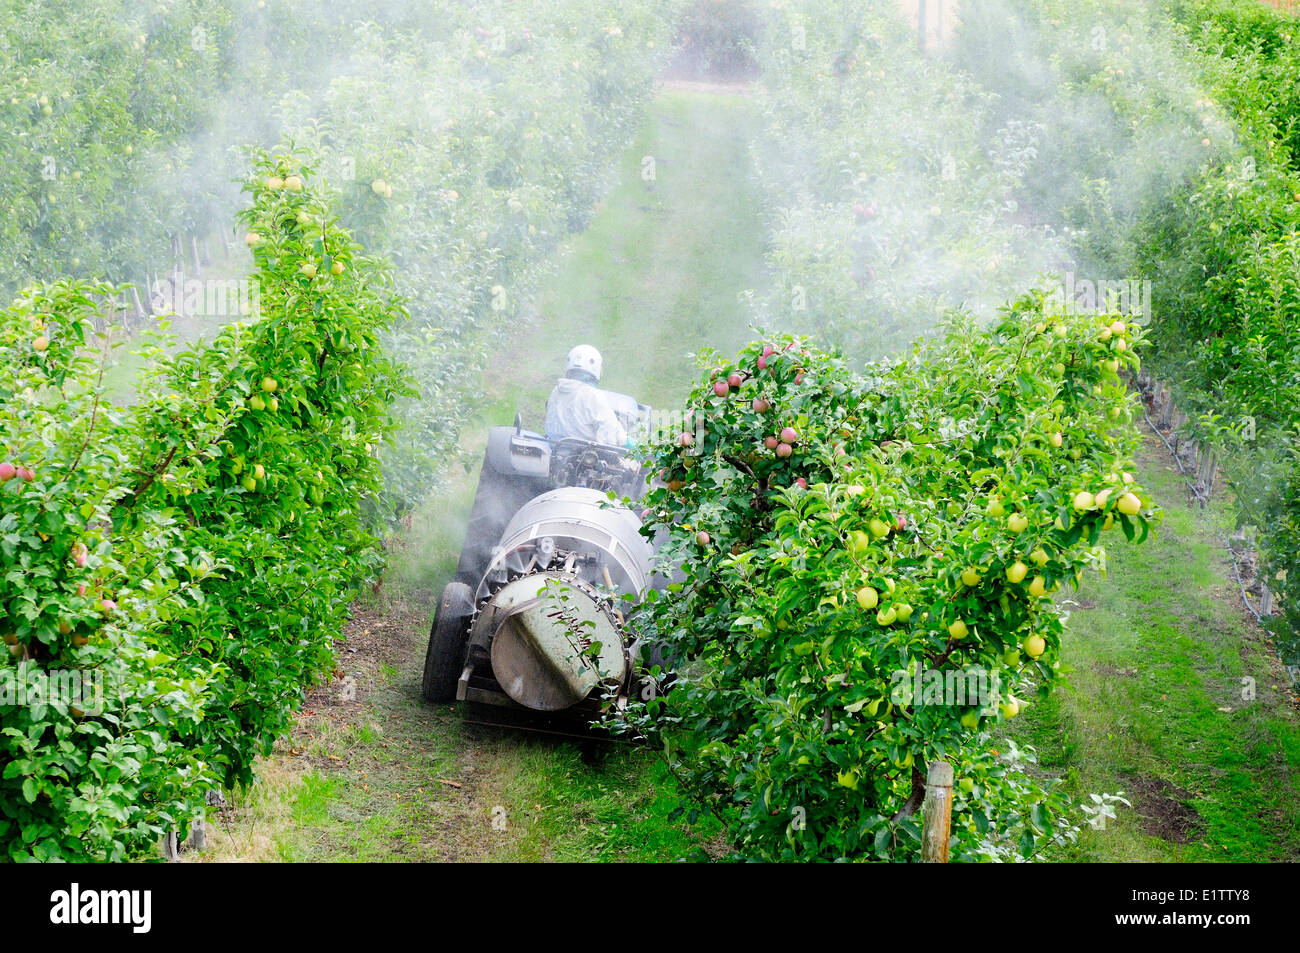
[187, 817, 206, 852]
[920, 760, 953, 862]
[917, 0, 927, 53]
[1159, 389, 1174, 430]
[1260, 583, 1274, 617]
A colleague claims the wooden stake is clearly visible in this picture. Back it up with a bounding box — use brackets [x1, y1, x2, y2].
[920, 760, 953, 862]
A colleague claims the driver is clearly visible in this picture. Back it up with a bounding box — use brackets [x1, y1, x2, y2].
[545, 344, 629, 447]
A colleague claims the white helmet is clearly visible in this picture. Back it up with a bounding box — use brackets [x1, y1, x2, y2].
[565, 344, 603, 381]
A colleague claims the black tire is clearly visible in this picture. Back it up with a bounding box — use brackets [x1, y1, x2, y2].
[422, 582, 473, 703]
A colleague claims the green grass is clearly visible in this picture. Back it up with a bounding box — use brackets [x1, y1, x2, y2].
[1001, 437, 1300, 862]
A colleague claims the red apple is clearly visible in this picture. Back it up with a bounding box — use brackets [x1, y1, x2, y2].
[18, 467, 34, 482]
[795, 371, 805, 385]
[776, 443, 793, 458]
[780, 427, 799, 444]
[695, 531, 711, 546]
[794, 477, 808, 489]
[893, 514, 907, 533]
[713, 380, 729, 397]
[678, 432, 694, 447]
[762, 345, 774, 358]
[0, 462, 14, 482]
[727, 372, 743, 388]
[764, 436, 779, 450]
[757, 356, 768, 370]
[752, 397, 771, 413]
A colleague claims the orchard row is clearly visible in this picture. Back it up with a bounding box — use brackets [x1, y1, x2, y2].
[953, 0, 1300, 663]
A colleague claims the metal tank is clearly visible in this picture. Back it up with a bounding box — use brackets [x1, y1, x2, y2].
[423, 472, 659, 715]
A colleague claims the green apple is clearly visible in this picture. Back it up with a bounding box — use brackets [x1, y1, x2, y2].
[855, 586, 878, 610]
[1022, 633, 1046, 658]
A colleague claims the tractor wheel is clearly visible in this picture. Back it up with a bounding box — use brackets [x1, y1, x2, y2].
[422, 582, 473, 703]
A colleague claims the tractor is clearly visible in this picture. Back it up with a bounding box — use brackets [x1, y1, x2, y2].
[421, 390, 666, 723]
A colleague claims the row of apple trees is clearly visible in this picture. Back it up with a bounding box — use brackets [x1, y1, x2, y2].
[951, 0, 1300, 664]
[609, 0, 1157, 862]
[624, 294, 1155, 861]
[0, 157, 410, 861]
[0, 0, 680, 516]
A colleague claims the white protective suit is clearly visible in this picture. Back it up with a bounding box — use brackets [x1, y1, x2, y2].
[545, 377, 628, 447]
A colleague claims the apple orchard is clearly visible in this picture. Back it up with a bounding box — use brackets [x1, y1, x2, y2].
[622, 295, 1155, 861]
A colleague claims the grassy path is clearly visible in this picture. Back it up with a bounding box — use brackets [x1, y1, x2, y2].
[1001, 431, 1300, 861]
[203, 88, 766, 862]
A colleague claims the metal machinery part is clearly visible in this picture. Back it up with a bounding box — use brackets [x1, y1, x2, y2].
[457, 487, 655, 712]
[481, 572, 626, 711]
